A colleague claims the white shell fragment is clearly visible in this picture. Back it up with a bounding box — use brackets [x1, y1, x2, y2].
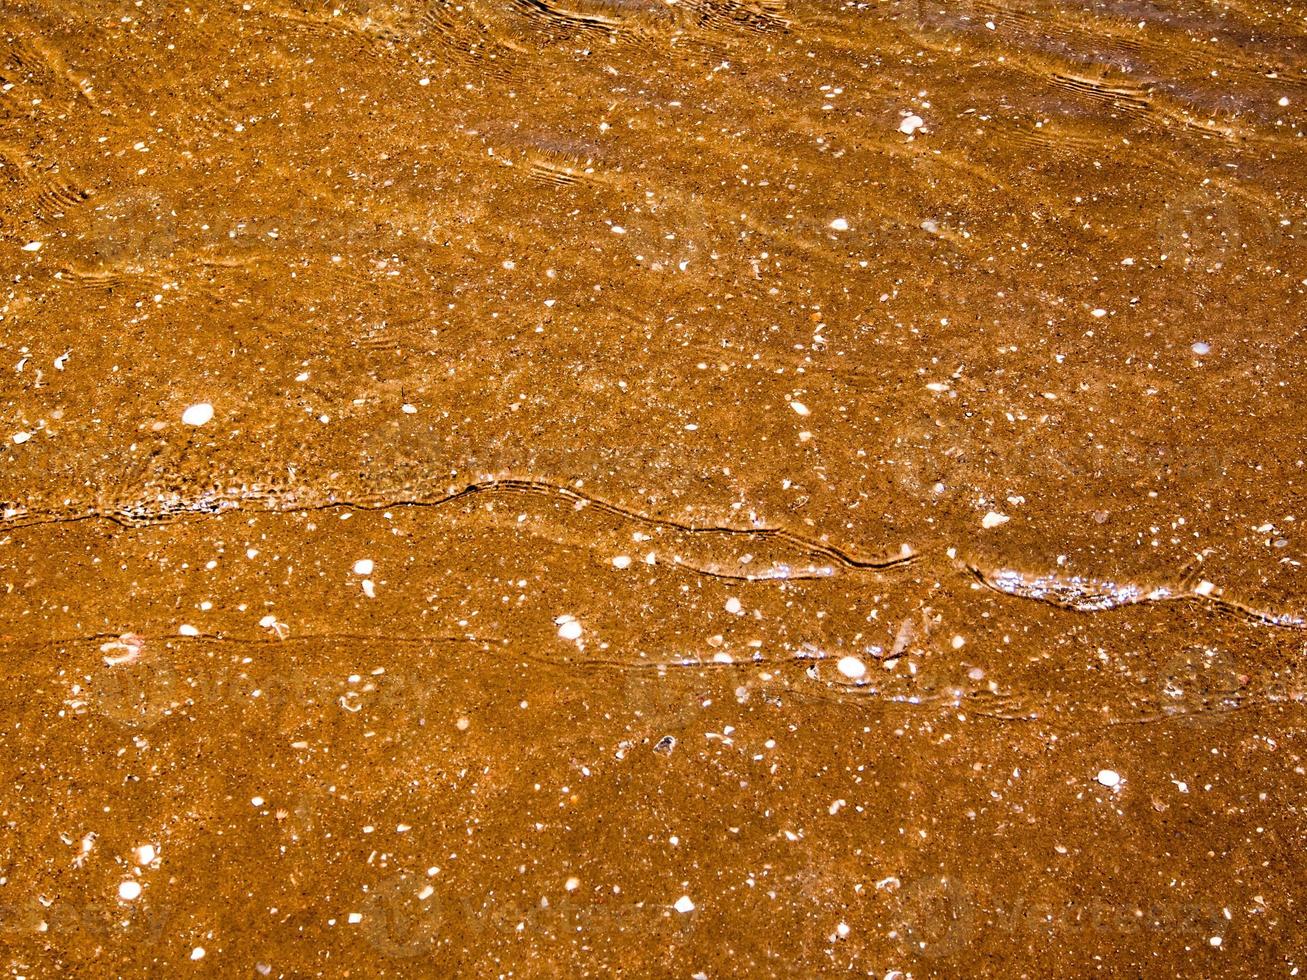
[556, 615, 583, 641]
[837, 656, 867, 680]
[182, 403, 214, 426]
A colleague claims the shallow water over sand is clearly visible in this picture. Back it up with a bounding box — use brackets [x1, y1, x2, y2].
[1, 0, 1305, 974]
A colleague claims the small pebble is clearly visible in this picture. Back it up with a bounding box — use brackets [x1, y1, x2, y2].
[982, 511, 1010, 529]
[1192, 341, 1211, 355]
[899, 114, 924, 135]
[674, 895, 696, 913]
[829, 217, 849, 231]
[557, 618, 583, 641]
[118, 881, 142, 901]
[352, 558, 374, 576]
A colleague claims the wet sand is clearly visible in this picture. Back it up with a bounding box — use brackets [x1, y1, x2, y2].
[1, 0, 1305, 974]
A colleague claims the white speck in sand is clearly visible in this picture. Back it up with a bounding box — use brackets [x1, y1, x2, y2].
[1096, 769, 1121, 788]
[951, 634, 965, 649]
[1194, 580, 1216, 597]
[182, 403, 214, 426]
[178, 624, 200, 637]
[612, 555, 632, 569]
[837, 656, 866, 680]
[348, 912, 363, 924]
[1192, 341, 1211, 355]
[836, 922, 850, 939]
[725, 597, 743, 615]
[674, 895, 696, 914]
[789, 400, 810, 416]
[361, 579, 376, 598]
[136, 844, 157, 865]
[981, 511, 1009, 529]
[829, 217, 849, 231]
[1210, 936, 1222, 947]
[22, 241, 42, 252]
[899, 114, 924, 135]
[118, 881, 142, 901]
[12, 432, 31, 444]
[1091, 308, 1107, 318]
[456, 717, 470, 731]
[557, 617, 583, 641]
[565, 877, 580, 892]
[190, 947, 206, 961]
[402, 403, 417, 414]
[352, 558, 374, 576]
